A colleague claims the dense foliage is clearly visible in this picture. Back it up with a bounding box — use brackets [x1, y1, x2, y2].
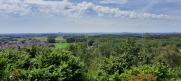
[47, 38, 56, 43]
[0, 46, 86, 81]
[1, 34, 181, 81]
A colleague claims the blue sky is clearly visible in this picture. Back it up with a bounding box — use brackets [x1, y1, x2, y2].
[0, 0, 181, 33]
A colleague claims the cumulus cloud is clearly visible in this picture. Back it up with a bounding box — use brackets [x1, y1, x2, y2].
[0, 0, 77, 17]
[0, 0, 30, 16]
[100, 0, 128, 4]
[76, 2, 178, 20]
[0, 0, 179, 20]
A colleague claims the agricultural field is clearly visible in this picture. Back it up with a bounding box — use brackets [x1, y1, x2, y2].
[54, 43, 69, 48]
[17, 38, 26, 41]
[54, 36, 69, 48]
[17, 37, 48, 42]
[35, 37, 47, 42]
[55, 36, 64, 41]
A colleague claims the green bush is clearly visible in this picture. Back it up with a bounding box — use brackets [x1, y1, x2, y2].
[0, 47, 87, 81]
[127, 74, 157, 81]
[120, 63, 175, 81]
[47, 38, 56, 43]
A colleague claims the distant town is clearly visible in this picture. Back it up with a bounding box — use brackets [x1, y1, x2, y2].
[0, 35, 48, 48]
[0, 32, 180, 49]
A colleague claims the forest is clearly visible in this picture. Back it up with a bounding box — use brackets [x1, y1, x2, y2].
[1, 33, 181, 81]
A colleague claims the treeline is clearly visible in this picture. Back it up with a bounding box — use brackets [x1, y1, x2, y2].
[64, 36, 86, 43]
[47, 36, 87, 43]
[1, 34, 181, 81]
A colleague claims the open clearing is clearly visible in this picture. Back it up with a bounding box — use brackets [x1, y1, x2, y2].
[55, 43, 69, 48]
[35, 37, 47, 42]
[54, 36, 69, 48]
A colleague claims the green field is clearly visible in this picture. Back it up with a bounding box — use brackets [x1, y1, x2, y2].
[54, 43, 69, 48]
[54, 36, 69, 48]
[55, 36, 64, 40]
[35, 37, 47, 41]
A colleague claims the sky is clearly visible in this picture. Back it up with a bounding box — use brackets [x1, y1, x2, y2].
[0, 0, 181, 33]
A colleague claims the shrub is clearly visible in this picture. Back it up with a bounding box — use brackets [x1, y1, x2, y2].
[127, 74, 157, 81]
[120, 63, 175, 81]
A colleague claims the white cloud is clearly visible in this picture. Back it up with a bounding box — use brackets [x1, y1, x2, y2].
[0, 0, 30, 16]
[76, 2, 179, 20]
[172, 24, 178, 26]
[100, 0, 128, 4]
[166, 0, 181, 3]
[0, 0, 76, 16]
[0, 0, 180, 20]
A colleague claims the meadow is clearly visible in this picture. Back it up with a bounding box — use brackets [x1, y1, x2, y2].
[54, 36, 69, 48]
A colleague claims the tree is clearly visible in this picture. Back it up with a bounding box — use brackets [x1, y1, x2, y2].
[47, 38, 56, 43]
[162, 44, 181, 68]
[0, 57, 10, 80]
[66, 37, 75, 43]
[101, 53, 134, 75]
[88, 40, 94, 46]
[114, 38, 139, 56]
[76, 38, 87, 42]
[98, 42, 112, 57]
[138, 33, 153, 65]
[120, 63, 175, 81]
[49, 44, 55, 48]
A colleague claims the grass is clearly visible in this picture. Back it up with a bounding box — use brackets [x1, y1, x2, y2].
[55, 36, 65, 42]
[60, 40, 66, 43]
[17, 37, 47, 42]
[34, 36, 62, 42]
[54, 43, 69, 48]
[54, 36, 69, 48]
[55, 36, 64, 40]
[35, 37, 47, 42]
